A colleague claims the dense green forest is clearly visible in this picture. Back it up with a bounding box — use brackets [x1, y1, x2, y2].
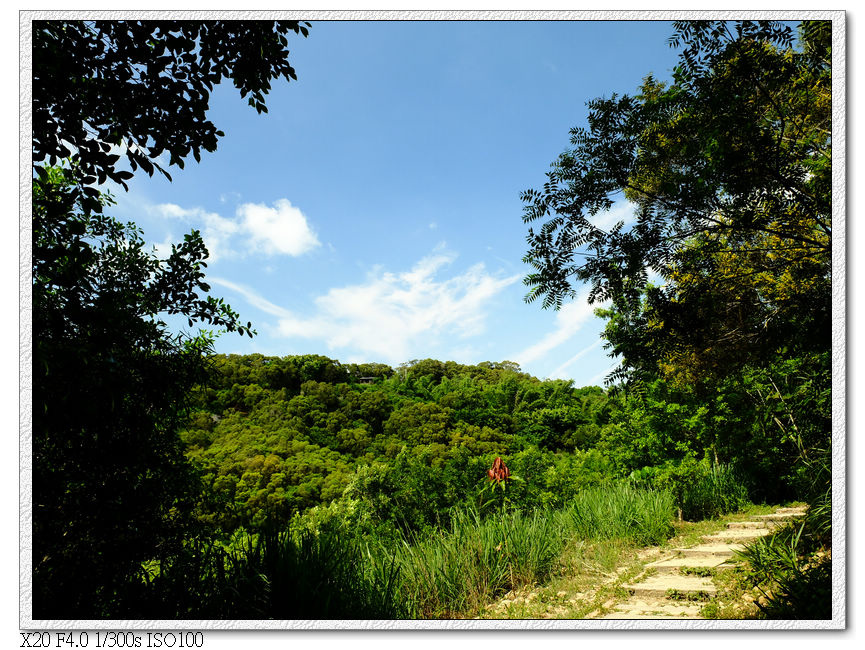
[179, 351, 824, 536]
[31, 19, 833, 620]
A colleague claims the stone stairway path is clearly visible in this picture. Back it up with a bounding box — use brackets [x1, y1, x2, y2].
[594, 505, 807, 619]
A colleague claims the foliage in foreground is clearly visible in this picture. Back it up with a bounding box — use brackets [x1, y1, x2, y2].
[32, 166, 251, 617]
[119, 529, 406, 619]
[32, 19, 309, 618]
[112, 482, 677, 619]
[734, 454, 832, 619]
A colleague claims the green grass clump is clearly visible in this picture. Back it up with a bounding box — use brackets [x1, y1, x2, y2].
[666, 588, 712, 602]
[128, 527, 407, 619]
[734, 492, 831, 619]
[390, 507, 566, 617]
[682, 463, 751, 521]
[566, 483, 675, 546]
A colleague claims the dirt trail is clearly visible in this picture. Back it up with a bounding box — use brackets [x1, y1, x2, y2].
[481, 504, 807, 620]
[591, 505, 807, 619]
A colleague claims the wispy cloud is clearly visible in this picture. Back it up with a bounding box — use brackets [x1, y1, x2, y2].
[587, 363, 620, 387]
[151, 198, 319, 261]
[208, 277, 294, 320]
[548, 338, 604, 379]
[513, 296, 600, 365]
[216, 249, 520, 363]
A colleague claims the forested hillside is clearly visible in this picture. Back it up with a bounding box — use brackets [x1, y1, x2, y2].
[181, 355, 612, 533]
[179, 350, 825, 538]
[30, 18, 834, 621]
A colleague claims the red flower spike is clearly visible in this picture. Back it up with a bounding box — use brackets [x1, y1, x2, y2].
[488, 457, 511, 483]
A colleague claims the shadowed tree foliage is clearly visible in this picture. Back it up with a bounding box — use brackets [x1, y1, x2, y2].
[33, 20, 309, 188]
[520, 20, 830, 385]
[32, 168, 250, 615]
[31, 20, 309, 617]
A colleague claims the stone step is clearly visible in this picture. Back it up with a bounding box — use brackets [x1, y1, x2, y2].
[702, 527, 773, 543]
[587, 505, 807, 620]
[624, 574, 717, 599]
[753, 512, 805, 522]
[646, 555, 735, 574]
[599, 613, 699, 619]
[672, 543, 745, 558]
[773, 507, 808, 515]
[726, 520, 771, 529]
[599, 597, 704, 619]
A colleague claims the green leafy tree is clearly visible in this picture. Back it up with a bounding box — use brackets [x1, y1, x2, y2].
[33, 20, 309, 189]
[32, 169, 250, 615]
[31, 20, 309, 616]
[384, 402, 453, 446]
[521, 20, 830, 385]
[519, 21, 831, 512]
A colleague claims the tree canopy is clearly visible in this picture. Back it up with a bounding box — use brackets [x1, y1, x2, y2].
[31, 20, 309, 617]
[520, 20, 831, 385]
[33, 20, 309, 188]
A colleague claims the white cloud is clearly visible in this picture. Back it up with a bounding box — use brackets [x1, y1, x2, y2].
[151, 199, 319, 262]
[154, 203, 192, 219]
[221, 250, 520, 363]
[236, 199, 320, 257]
[151, 234, 176, 260]
[152, 203, 239, 262]
[514, 296, 599, 365]
[200, 210, 242, 261]
[591, 198, 637, 232]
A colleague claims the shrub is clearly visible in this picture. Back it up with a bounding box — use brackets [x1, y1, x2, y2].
[735, 496, 832, 619]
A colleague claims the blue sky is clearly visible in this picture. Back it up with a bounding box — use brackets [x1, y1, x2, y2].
[110, 20, 683, 386]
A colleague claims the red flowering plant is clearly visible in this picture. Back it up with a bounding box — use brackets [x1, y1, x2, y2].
[487, 456, 511, 484]
[479, 456, 522, 515]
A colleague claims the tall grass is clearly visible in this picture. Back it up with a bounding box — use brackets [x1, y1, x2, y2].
[384, 482, 675, 617]
[567, 483, 676, 546]
[242, 528, 406, 619]
[129, 528, 408, 619]
[391, 507, 566, 617]
[682, 463, 750, 521]
[126, 482, 678, 619]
